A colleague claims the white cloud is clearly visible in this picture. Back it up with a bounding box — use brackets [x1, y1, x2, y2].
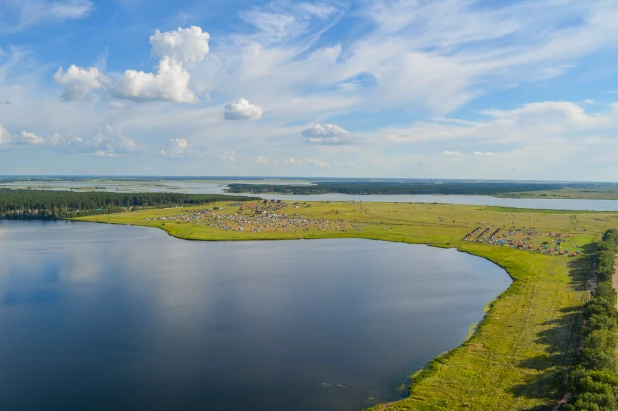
[220, 149, 236, 162]
[0, 123, 140, 157]
[303, 123, 348, 137]
[111, 26, 210, 103]
[160, 138, 188, 158]
[89, 124, 138, 157]
[0, 124, 9, 145]
[57, 26, 210, 103]
[0, 125, 66, 149]
[238, 2, 338, 45]
[0, 0, 93, 33]
[306, 158, 329, 167]
[474, 151, 495, 156]
[150, 26, 210, 65]
[441, 150, 463, 157]
[54, 65, 108, 101]
[282, 157, 330, 167]
[302, 123, 352, 145]
[375, 101, 618, 145]
[17, 131, 45, 145]
[284, 157, 302, 165]
[203, 0, 618, 122]
[108, 101, 128, 109]
[224, 98, 263, 120]
[255, 156, 278, 164]
[110, 56, 198, 103]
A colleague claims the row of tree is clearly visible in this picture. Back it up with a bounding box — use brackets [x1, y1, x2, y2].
[0, 190, 259, 220]
[226, 182, 564, 195]
[565, 228, 618, 410]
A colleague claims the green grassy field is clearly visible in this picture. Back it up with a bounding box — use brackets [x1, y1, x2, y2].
[79, 201, 618, 410]
[496, 187, 618, 200]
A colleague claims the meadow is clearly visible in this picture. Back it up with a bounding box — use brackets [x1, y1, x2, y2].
[80, 201, 618, 410]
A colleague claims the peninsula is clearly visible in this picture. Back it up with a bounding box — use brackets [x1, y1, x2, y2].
[78, 199, 618, 410]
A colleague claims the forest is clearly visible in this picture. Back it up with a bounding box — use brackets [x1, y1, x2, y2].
[226, 181, 565, 195]
[564, 228, 618, 410]
[0, 190, 258, 220]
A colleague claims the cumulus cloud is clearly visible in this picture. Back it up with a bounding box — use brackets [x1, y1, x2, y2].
[220, 150, 236, 162]
[302, 123, 352, 144]
[306, 158, 329, 167]
[284, 157, 302, 165]
[16, 131, 45, 145]
[0, 124, 9, 145]
[0, 123, 139, 157]
[54, 65, 108, 101]
[56, 26, 210, 103]
[282, 157, 330, 167]
[0, 126, 64, 148]
[150, 26, 210, 65]
[224, 98, 263, 120]
[441, 150, 463, 157]
[89, 124, 138, 157]
[160, 138, 188, 158]
[255, 156, 278, 164]
[110, 57, 198, 103]
[474, 151, 495, 156]
[110, 27, 210, 103]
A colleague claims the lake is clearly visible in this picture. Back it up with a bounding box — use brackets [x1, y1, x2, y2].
[4, 179, 618, 210]
[0, 221, 510, 411]
[235, 193, 618, 211]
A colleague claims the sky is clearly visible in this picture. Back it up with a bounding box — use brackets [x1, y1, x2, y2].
[0, 0, 618, 180]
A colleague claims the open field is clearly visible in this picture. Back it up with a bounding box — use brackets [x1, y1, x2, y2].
[79, 201, 618, 410]
[496, 188, 618, 200]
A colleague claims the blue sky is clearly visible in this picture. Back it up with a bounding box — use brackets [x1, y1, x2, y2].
[1, 0, 618, 180]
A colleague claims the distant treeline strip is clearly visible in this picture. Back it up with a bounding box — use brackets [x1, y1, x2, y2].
[0, 190, 259, 220]
[564, 228, 618, 410]
[226, 182, 565, 195]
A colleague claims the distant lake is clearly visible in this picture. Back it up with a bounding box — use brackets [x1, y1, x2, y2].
[4, 179, 618, 211]
[249, 193, 618, 211]
[0, 221, 510, 411]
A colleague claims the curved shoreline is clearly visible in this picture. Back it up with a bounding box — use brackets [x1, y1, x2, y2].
[76, 201, 599, 410]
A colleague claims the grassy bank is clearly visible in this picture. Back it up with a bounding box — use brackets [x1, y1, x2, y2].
[78, 201, 618, 410]
[496, 188, 618, 200]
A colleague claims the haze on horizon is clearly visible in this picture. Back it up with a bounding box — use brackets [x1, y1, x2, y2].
[0, 0, 617, 181]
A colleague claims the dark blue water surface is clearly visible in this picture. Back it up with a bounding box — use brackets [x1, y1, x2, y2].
[0, 221, 511, 411]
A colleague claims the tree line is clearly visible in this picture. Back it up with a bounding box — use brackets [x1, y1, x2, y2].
[226, 182, 565, 195]
[565, 228, 618, 410]
[0, 190, 259, 220]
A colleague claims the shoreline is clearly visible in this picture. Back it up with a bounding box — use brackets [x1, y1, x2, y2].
[74, 218, 516, 408]
[229, 190, 618, 201]
[74, 200, 601, 409]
